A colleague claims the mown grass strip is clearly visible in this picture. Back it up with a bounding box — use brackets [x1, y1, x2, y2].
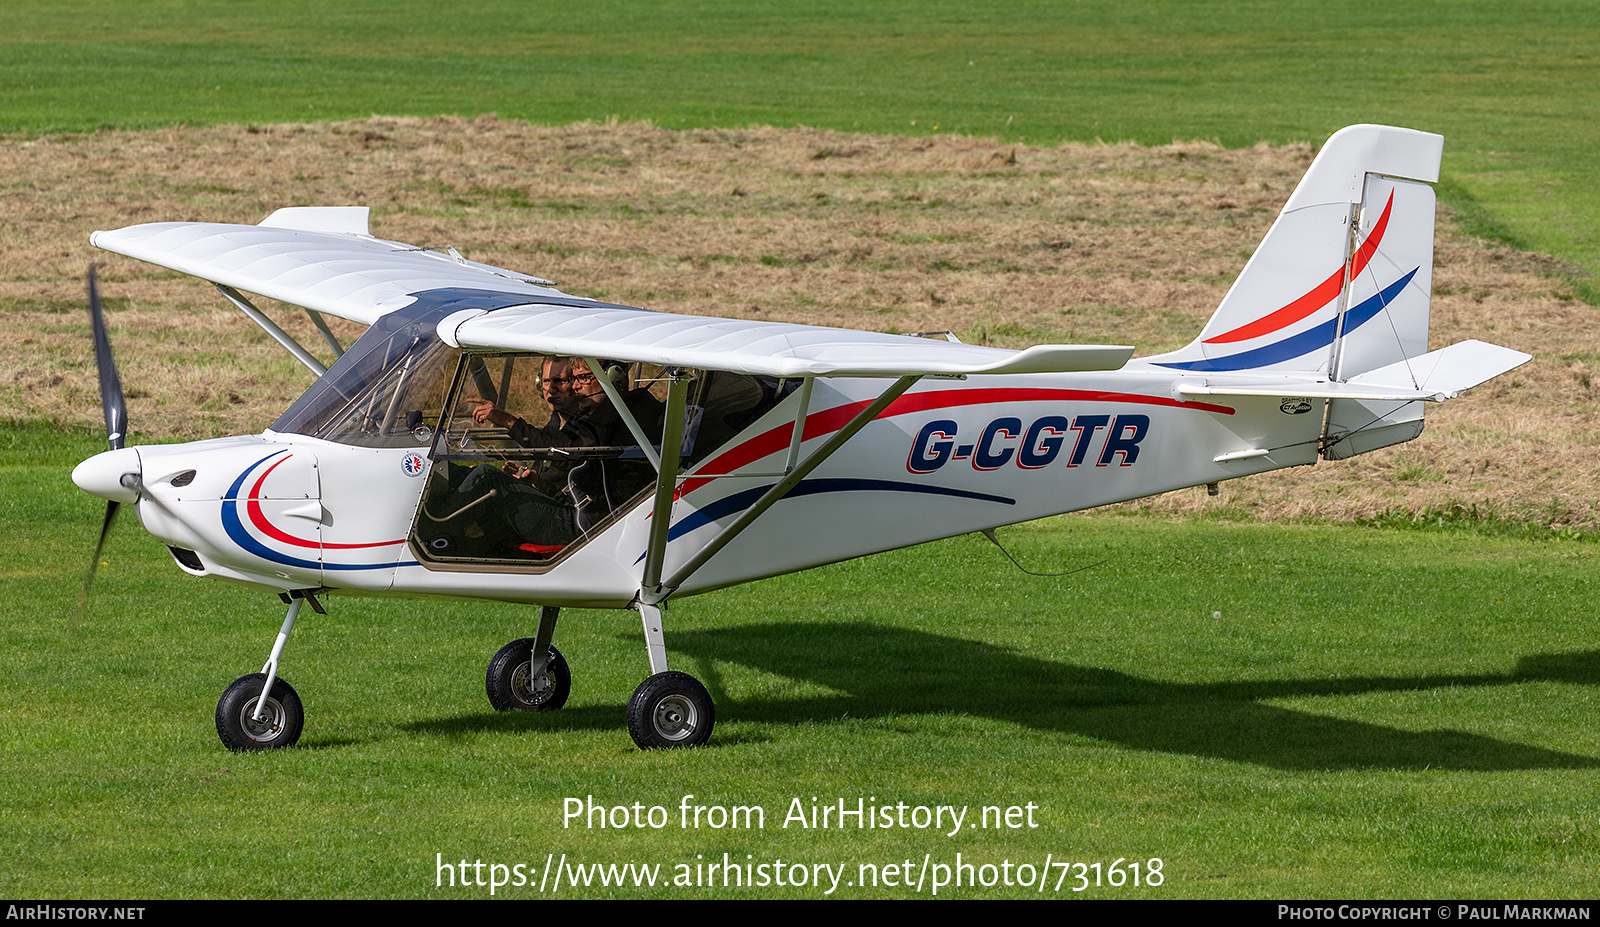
[2, 0, 1597, 277]
[6, 428, 1598, 897]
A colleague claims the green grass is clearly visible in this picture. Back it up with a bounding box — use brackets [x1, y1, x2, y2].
[6, 2, 1600, 898]
[5, 427, 1598, 897]
[1, 0, 1598, 279]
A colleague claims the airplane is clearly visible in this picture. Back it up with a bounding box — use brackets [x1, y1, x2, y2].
[73, 124, 1531, 752]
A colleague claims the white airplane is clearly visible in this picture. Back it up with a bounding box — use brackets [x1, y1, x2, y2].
[74, 124, 1529, 751]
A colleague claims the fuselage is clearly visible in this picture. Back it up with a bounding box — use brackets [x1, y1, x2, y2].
[76, 358, 1322, 608]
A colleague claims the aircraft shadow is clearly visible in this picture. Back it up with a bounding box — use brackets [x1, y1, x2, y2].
[655, 622, 1600, 772]
[405, 705, 636, 739]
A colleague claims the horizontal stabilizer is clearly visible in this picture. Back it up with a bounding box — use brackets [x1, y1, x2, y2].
[1176, 339, 1530, 403]
[1347, 339, 1531, 399]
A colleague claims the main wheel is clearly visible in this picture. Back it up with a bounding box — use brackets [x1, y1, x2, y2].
[626, 671, 714, 749]
[486, 639, 570, 712]
[216, 673, 303, 751]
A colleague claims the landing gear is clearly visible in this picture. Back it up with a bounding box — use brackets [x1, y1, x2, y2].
[627, 671, 714, 749]
[486, 640, 570, 711]
[625, 600, 715, 749]
[215, 591, 318, 751]
[485, 605, 570, 712]
[216, 673, 303, 750]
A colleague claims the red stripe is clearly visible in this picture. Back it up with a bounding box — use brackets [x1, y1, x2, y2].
[245, 455, 405, 550]
[677, 386, 1234, 498]
[1204, 190, 1395, 344]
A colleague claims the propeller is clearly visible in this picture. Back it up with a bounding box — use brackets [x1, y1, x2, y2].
[76, 265, 135, 619]
[89, 265, 127, 452]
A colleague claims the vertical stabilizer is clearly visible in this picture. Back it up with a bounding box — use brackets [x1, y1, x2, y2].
[1146, 124, 1442, 378]
[1143, 125, 1444, 459]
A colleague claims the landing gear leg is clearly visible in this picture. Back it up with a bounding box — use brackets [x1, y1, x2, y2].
[626, 601, 714, 749]
[624, 368, 716, 749]
[216, 592, 319, 751]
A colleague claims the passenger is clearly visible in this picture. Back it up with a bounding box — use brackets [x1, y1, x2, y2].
[453, 357, 662, 553]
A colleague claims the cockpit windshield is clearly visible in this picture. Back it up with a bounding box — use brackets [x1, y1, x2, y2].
[271, 304, 459, 448]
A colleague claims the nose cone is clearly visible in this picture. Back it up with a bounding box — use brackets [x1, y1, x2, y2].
[73, 447, 142, 503]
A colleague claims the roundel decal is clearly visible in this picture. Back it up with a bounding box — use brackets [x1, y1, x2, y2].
[401, 453, 427, 476]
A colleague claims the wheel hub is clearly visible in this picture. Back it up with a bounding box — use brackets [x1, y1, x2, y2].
[511, 661, 553, 706]
[240, 696, 284, 742]
[653, 694, 697, 741]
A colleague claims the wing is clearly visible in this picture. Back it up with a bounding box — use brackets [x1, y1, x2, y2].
[94, 209, 1134, 377]
[90, 207, 575, 326]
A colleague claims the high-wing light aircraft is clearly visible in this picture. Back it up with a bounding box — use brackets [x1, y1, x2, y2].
[75, 124, 1530, 751]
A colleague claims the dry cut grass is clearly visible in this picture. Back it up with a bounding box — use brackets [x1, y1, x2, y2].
[1, 116, 1593, 525]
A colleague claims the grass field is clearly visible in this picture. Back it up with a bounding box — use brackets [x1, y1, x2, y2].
[2, 1, 1597, 278]
[4, 0, 1599, 901]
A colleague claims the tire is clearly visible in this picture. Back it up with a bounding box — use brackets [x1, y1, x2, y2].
[626, 671, 714, 749]
[216, 673, 303, 751]
[486, 639, 571, 712]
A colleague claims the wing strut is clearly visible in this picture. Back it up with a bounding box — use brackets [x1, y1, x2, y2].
[582, 355, 662, 472]
[214, 284, 328, 377]
[306, 310, 345, 359]
[639, 374, 922, 605]
[640, 370, 694, 598]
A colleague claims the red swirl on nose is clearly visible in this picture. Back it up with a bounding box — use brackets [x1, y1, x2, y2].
[245, 454, 404, 549]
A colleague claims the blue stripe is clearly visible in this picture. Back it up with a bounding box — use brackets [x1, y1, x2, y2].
[220, 451, 414, 572]
[1156, 269, 1418, 372]
[633, 479, 1016, 563]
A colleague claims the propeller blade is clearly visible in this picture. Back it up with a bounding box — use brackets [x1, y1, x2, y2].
[87, 265, 127, 451]
[77, 266, 133, 624]
[73, 499, 120, 623]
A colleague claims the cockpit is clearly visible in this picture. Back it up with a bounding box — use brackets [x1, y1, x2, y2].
[415, 352, 798, 570]
[270, 301, 799, 571]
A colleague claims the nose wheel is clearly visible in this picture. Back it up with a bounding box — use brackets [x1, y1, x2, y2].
[215, 594, 314, 751]
[216, 673, 304, 751]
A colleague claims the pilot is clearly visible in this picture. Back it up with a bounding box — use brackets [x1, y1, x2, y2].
[466, 355, 610, 448]
[454, 356, 662, 553]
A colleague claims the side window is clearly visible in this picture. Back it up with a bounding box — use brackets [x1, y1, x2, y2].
[413, 355, 667, 567]
[410, 353, 801, 570]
